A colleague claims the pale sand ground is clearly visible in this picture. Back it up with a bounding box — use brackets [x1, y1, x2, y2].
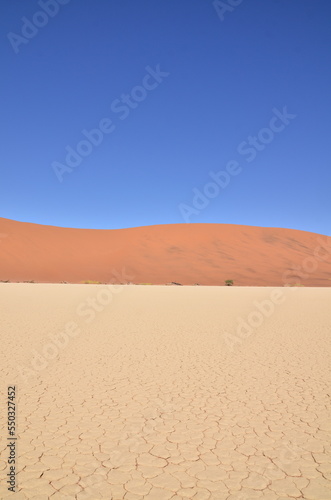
[0, 284, 330, 500]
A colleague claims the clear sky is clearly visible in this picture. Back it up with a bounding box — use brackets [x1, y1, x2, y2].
[1, 0, 330, 234]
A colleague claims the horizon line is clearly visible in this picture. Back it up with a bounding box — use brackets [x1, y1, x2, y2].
[0, 217, 329, 236]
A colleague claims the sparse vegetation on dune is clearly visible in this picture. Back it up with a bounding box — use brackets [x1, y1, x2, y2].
[81, 280, 102, 284]
[225, 280, 234, 286]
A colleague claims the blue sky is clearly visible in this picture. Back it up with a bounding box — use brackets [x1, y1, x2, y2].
[1, 0, 330, 234]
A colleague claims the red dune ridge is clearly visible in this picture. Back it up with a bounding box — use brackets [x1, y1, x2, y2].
[0, 218, 330, 286]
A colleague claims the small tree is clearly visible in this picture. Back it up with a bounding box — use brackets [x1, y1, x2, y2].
[225, 279, 234, 286]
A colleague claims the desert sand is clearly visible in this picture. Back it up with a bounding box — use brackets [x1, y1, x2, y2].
[0, 283, 330, 499]
[1, 218, 331, 286]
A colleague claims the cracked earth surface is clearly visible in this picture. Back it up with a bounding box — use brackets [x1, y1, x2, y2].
[0, 284, 330, 499]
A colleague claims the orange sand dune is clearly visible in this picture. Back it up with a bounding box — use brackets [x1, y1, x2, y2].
[0, 218, 330, 286]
